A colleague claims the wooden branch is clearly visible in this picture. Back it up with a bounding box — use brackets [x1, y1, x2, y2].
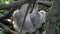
[0, 0, 52, 10]
[0, 0, 35, 10]
[0, 20, 15, 31]
[0, 22, 18, 34]
[46, 0, 60, 34]
[0, 19, 13, 26]
[38, 1, 52, 7]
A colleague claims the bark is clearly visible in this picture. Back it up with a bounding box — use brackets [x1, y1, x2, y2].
[38, 1, 52, 8]
[0, 19, 13, 26]
[0, 22, 17, 34]
[0, 0, 52, 10]
[46, 0, 60, 34]
[0, 0, 35, 10]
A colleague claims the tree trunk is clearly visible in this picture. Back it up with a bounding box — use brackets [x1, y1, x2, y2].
[46, 0, 60, 34]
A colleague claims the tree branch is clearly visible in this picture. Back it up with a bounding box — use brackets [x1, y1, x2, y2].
[0, 19, 13, 26]
[38, 1, 52, 7]
[0, 19, 15, 31]
[0, 0, 52, 10]
[46, 0, 60, 34]
[0, 0, 35, 10]
[0, 22, 17, 34]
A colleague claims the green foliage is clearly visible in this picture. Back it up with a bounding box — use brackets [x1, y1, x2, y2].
[0, 10, 8, 16]
[0, 28, 5, 34]
[0, 0, 15, 16]
[38, 5, 47, 11]
[55, 25, 60, 34]
[41, 30, 46, 34]
[39, 28, 46, 34]
[0, 0, 14, 4]
[0, 31, 5, 34]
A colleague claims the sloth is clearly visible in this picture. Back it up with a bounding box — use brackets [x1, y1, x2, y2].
[13, 3, 46, 34]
